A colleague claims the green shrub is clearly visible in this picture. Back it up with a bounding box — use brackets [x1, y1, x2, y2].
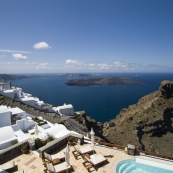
[11, 139, 18, 146]
[67, 136, 74, 142]
[34, 139, 45, 149]
[46, 135, 54, 143]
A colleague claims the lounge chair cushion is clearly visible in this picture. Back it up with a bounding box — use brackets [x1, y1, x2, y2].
[0, 161, 15, 170]
[51, 152, 65, 160]
[44, 152, 65, 162]
[75, 146, 93, 154]
[44, 152, 52, 161]
[85, 154, 106, 166]
[54, 162, 71, 173]
[46, 163, 55, 172]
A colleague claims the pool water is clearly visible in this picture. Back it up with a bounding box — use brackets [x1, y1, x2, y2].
[116, 159, 173, 173]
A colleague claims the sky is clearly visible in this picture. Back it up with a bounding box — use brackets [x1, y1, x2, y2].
[0, 0, 173, 73]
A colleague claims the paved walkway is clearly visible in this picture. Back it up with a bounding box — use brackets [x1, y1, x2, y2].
[1, 142, 134, 173]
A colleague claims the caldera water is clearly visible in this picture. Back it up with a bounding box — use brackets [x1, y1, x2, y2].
[9, 73, 173, 122]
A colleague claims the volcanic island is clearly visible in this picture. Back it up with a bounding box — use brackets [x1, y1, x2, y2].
[65, 77, 145, 86]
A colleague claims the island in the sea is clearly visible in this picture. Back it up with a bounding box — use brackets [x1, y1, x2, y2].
[56, 73, 101, 77]
[65, 77, 145, 86]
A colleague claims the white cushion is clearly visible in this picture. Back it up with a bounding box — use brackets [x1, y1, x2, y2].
[54, 162, 71, 172]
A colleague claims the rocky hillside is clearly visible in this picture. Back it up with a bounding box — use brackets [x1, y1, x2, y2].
[102, 80, 173, 156]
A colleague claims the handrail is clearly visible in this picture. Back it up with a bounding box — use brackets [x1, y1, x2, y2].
[136, 149, 173, 160]
[84, 138, 125, 149]
[84, 138, 173, 160]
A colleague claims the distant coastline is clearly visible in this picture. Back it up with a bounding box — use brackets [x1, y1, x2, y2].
[65, 77, 145, 86]
[0, 73, 101, 82]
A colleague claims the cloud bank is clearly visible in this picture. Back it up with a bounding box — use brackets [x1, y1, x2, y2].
[65, 59, 82, 65]
[0, 49, 32, 54]
[37, 63, 48, 69]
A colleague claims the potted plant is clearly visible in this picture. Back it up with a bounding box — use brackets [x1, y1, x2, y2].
[20, 143, 28, 154]
[67, 136, 74, 146]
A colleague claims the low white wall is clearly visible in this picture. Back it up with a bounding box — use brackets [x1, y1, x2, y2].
[12, 119, 35, 132]
[0, 111, 11, 128]
[2, 92, 15, 99]
[47, 106, 54, 112]
[38, 125, 46, 133]
[22, 100, 35, 107]
[11, 124, 20, 131]
[59, 108, 74, 116]
[23, 119, 35, 131]
[34, 104, 42, 110]
[0, 137, 17, 150]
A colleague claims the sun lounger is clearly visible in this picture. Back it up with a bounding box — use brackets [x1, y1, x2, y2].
[46, 162, 71, 173]
[74, 146, 94, 154]
[44, 152, 65, 164]
[72, 150, 81, 159]
[0, 161, 16, 171]
[82, 160, 93, 172]
[84, 154, 107, 166]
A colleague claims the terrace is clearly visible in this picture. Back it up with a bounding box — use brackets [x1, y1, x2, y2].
[0, 140, 133, 173]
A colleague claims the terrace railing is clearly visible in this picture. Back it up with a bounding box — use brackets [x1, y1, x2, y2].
[84, 138, 173, 161]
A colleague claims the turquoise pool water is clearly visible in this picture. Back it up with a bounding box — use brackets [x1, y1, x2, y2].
[116, 159, 173, 173]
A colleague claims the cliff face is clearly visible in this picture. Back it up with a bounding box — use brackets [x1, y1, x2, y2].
[102, 80, 173, 156]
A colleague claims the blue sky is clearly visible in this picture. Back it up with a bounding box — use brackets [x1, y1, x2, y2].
[0, 0, 173, 73]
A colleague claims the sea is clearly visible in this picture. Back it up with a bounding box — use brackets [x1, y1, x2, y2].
[8, 73, 173, 123]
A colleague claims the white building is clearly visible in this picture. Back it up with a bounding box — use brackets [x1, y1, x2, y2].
[53, 104, 74, 116]
[0, 82, 11, 90]
[0, 82, 76, 116]
[0, 82, 54, 113]
[0, 105, 83, 151]
[0, 105, 32, 150]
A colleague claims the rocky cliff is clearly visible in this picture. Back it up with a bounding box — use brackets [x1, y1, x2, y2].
[102, 80, 173, 156]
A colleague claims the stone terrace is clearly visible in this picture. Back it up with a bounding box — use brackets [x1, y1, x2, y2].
[0, 142, 134, 173]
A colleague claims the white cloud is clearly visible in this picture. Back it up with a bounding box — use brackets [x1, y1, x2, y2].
[0, 55, 7, 58]
[12, 53, 27, 60]
[114, 61, 127, 68]
[37, 63, 48, 69]
[89, 63, 95, 67]
[0, 49, 32, 54]
[33, 42, 51, 49]
[65, 59, 81, 65]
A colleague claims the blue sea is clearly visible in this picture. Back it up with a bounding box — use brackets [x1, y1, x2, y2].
[8, 73, 173, 122]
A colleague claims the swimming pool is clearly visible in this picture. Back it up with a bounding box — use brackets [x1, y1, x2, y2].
[116, 159, 173, 173]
